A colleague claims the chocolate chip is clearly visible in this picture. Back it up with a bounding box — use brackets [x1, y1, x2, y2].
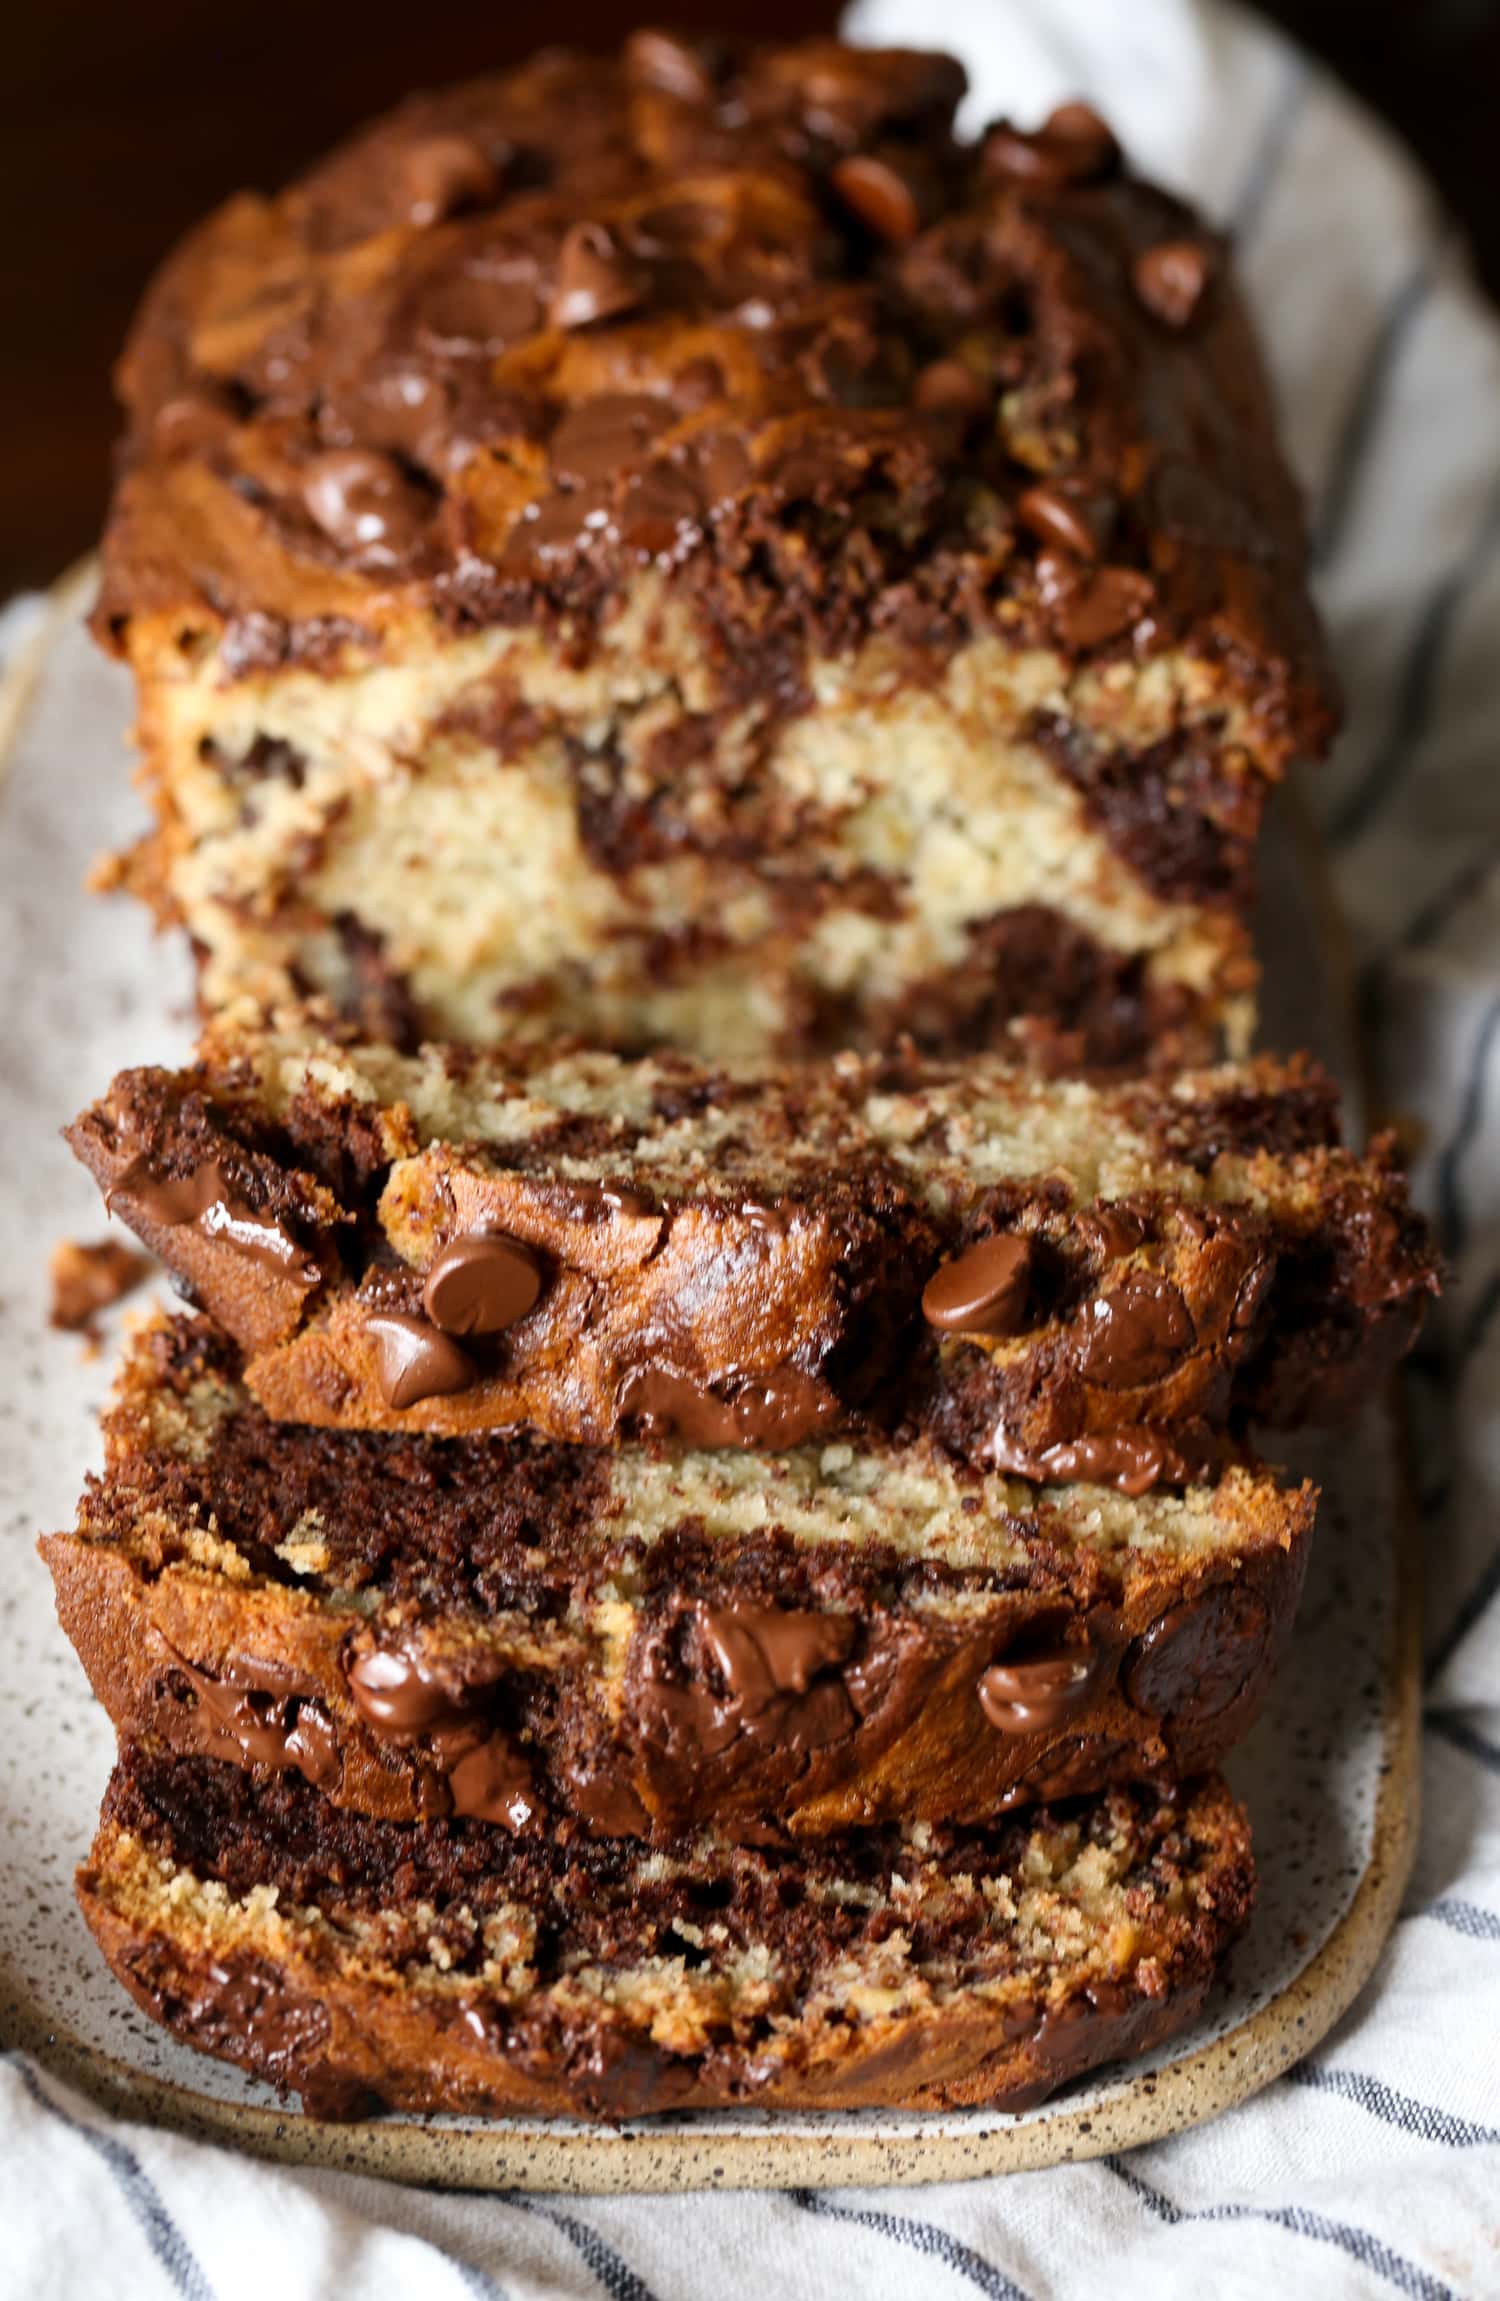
[983, 101, 1118, 190]
[549, 223, 645, 331]
[978, 1649, 1098, 1733]
[624, 28, 719, 104]
[1076, 1271, 1195, 1388]
[922, 1233, 1033, 1337]
[400, 134, 501, 228]
[1133, 238, 1212, 328]
[912, 358, 989, 419]
[1037, 553, 1155, 650]
[346, 1643, 468, 1734]
[365, 1312, 476, 1409]
[151, 389, 236, 459]
[422, 1231, 544, 1337]
[1017, 480, 1108, 561]
[830, 153, 921, 243]
[1231, 1259, 1276, 1332]
[549, 394, 672, 486]
[1122, 1585, 1271, 1720]
[413, 261, 541, 356]
[301, 449, 431, 562]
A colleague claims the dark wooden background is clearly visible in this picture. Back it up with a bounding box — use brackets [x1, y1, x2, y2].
[7, 0, 1497, 596]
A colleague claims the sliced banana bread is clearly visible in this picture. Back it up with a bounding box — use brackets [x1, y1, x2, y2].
[68, 1016, 1437, 1483]
[46, 1316, 1310, 1839]
[79, 1749, 1254, 2118]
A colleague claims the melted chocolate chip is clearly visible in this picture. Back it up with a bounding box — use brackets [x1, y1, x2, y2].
[922, 1233, 1033, 1337]
[106, 1157, 319, 1287]
[912, 358, 989, 419]
[830, 153, 922, 243]
[365, 1313, 476, 1409]
[1076, 1272, 1195, 1388]
[549, 393, 673, 486]
[345, 1641, 536, 1830]
[346, 1643, 472, 1734]
[623, 28, 719, 103]
[990, 1424, 1214, 1496]
[301, 449, 431, 562]
[446, 1734, 537, 1831]
[983, 102, 1119, 189]
[1123, 1584, 1270, 1719]
[151, 389, 236, 459]
[163, 1643, 338, 1789]
[640, 1602, 858, 1765]
[1133, 239, 1212, 328]
[618, 1365, 839, 1448]
[549, 223, 644, 330]
[1037, 553, 1156, 650]
[978, 1649, 1098, 1733]
[400, 134, 501, 228]
[421, 1232, 544, 1337]
[1017, 481, 1108, 561]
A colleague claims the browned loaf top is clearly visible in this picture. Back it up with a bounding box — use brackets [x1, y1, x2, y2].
[95, 35, 1332, 749]
[68, 1017, 1438, 1484]
[44, 1317, 1311, 1841]
[80, 1748, 1254, 2120]
[90, 36, 1342, 1070]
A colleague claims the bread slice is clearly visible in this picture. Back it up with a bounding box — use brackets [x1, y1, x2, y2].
[46, 1316, 1311, 1839]
[91, 39, 1336, 1070]
[67, 1015, 1436, 1482]
[79, 1748, 1254, 2119]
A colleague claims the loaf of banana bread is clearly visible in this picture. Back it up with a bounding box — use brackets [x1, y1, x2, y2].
[44, 1316, 1311, 1839]
[68, 1017, 1436, 1481]
[92, 35, 1334, 1066]
[79, 1748, 1254, 2118]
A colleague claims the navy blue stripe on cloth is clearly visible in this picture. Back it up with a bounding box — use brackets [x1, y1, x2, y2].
[1230, 52, 1311, 242]
[3, 2054, 216, 2301]
[499, 2195, 660, 2301]
[1315, 254, 1440, 567]
[788, 2189, 1031, 2301]
[1104, 2157, 1460, 2301]
[1286, 2062, 1500, 2146]
[1330, 473, 1500, 846]
[448, 2263, 509, 2301]
[1427, 1710, 1500, 1773]
[1415, 1897, 1500, 1943]
[1437, 992, 1500, 1257]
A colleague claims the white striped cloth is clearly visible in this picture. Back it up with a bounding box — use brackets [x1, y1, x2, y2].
[5, 2, 1500, 2292]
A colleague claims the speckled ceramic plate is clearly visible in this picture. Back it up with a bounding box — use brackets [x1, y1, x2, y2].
[0, 569, 1418, 2190]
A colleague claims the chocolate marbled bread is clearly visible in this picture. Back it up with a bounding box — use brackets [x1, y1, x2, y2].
[93, 34, 1335, 1067]
[79, 1748, 1254, 2118]
[68, 1017, 1437, 1483]
[43, 1317, 1311, 1840]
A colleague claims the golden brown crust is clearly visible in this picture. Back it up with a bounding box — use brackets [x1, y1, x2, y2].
[94, 41, 1333, 755]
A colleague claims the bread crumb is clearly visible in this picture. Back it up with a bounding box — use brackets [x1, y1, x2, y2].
[49, 1238, 152, 1335]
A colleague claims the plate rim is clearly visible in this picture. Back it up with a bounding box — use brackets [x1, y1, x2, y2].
[0, 563, 1421, 2191]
